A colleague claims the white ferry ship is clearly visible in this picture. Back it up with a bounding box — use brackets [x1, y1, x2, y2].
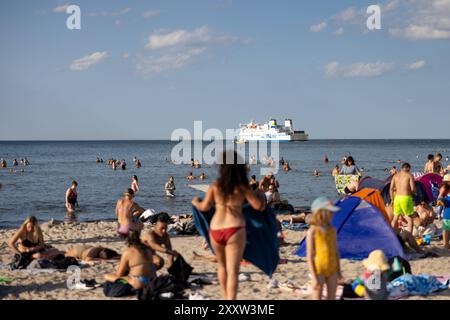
[238, 118, 309, 142]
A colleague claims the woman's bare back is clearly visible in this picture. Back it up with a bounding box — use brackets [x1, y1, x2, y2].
[210, 184, 247, 229]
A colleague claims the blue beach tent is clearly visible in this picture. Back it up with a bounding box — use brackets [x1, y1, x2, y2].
[296, 196, 406, 260]
[192, 204, 280, 277]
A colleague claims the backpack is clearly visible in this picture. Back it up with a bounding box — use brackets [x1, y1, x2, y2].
[103, 280, 135, 297]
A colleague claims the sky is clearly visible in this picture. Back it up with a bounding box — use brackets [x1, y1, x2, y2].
[0, 0, 449, 140]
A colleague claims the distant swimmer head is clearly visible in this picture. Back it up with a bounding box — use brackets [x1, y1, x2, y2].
[124, 188, 135, 198]
[132, 175, 138, 181]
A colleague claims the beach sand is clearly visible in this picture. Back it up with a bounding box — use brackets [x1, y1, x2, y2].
[1, 220, 450, 300]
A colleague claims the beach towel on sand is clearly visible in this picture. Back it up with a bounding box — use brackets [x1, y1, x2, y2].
[192, 204, 280, 277]
[388, 274, 448, 296]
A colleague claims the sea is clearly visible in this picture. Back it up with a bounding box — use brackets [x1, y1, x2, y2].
[0, 140, 449, 229]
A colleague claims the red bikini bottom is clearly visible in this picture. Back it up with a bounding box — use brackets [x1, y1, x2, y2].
[210, 227, 244, 246]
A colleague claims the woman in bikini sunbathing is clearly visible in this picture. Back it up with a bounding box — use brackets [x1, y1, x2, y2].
[8, 216, 62, 259]
[192, 150, 265, 300]
[104, 230, 155, 290]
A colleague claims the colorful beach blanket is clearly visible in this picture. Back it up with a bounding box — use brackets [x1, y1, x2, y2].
[281, 221, 309, 231]
[192, 204, 280, 277]
[335, 175, 359, 195]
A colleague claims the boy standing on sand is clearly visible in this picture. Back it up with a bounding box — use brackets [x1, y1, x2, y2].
[390, 163, 416, 234]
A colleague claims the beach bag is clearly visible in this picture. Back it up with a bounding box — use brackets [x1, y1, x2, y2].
[51, 255, 79, 270]
[103, 280, 135, 297]
[9, 253, 34, 270]
[137, 274, 184, 300]
[388, 256, 411, 281]
[168, 255, 193, 284]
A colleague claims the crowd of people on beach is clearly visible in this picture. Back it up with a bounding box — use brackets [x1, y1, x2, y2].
[3, 148, 450, 301]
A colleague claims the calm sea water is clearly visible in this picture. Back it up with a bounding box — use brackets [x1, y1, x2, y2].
[0, 140, 449, 228]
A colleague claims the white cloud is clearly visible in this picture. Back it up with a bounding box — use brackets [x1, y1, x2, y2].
[334, 7, 359, 22]
[136, 48, 206, 76]
[407, 60, 426, 70]
[325, 61, 395, 78]
[310, 22, 327, 33]
[53, 4, 70, 13]
[389, 24, 450, 40]
[324, 62, 340, 78]
[70, 52, 109, 71]
[335, 27, 345, 36]
[122, 53, 130, 59]
[388, 0, 450, 40]
[145, 26, 240, 50]
[143, 10, 161, 19]
[86, 8, 131, 17]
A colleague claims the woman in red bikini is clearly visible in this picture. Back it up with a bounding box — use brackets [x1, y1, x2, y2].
[192, 151, 265, 300]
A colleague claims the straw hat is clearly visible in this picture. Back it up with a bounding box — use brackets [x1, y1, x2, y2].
[444, 174, 450, 183]
[363, 250, 389, 272]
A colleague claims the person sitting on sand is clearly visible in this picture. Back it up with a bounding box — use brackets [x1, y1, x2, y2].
[265, 184, 281, 208]
[131, 175, 139, 193]
[306, 197, 341, 300]
[141, 213, 179, 270]
[424, 154, 435, 174]
[186, 172, 196, 180]
[65, 245, 120, 263]
[115, 189, 145, 237]
[65, 180, 78, 213]
[199, 172, 206, 181]
[104, 230, 155, 290]
[332, 165, 339, 177]
[192, 150, 265, 300]
[8, 216, 62, 260]
[164, 176, 176, 197]
[259, 172, 279, 192]
[390, 163, 416, 234]
[414, 202, 434, 226]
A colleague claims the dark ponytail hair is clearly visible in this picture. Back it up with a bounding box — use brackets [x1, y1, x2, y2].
[217, 151, 249, 200]
[127, 230, 149, 257]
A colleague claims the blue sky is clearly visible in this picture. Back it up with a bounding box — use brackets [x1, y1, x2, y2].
[0, 0, 449, 140]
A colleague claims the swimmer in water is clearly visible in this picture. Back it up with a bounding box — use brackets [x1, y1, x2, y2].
[186, 172, 196, 180]
[112, 160, 117, 171]
[121, 159, 127, 170]
[24, 158, 29, 166]
[131, 175, 140, 193]
[313, 170, 320, 177]
[0, 159, 7, 168]
[136, 159, 142, 168]
[323, 155, 329, 163]
[96, 157, 101, 163]
[332, 165, 339, 177]
[164, 176, 176, 197]
[13, 159, 18, 166]
[283, 162, 291, 172]
[200, 172, 206, 181]
[65, 180, 78, 214]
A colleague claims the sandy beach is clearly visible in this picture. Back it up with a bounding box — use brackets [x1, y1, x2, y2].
[1, 218, 450, 300]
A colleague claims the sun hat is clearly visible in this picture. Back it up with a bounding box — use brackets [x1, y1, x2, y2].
[363, 250, 390, 272]
[311, 196, 340, 213]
